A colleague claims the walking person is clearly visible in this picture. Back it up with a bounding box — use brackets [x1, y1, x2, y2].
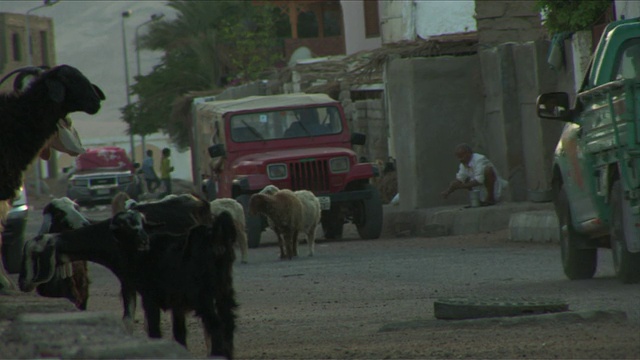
[141, 149, 160, 193]
[160, 147, 175, 198]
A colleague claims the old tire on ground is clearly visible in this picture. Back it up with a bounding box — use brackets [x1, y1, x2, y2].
[433, 297, 569, 320]
[609, 180, 640, 284]
[355, 184, 383, 240]
[556, 187, 597, 280]
[322, 208, 344, 240]
[236, 194, 263, 249]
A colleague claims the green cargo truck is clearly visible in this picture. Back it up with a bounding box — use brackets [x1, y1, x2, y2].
[537, 18, 640, 283]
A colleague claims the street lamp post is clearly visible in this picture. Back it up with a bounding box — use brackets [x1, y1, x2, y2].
[135, 13, 164, 154]
[121, 10, 135, 163]
[25, 0, 60, 196]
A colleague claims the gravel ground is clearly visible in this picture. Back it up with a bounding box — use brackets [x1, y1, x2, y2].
[18, 184, 640, 359]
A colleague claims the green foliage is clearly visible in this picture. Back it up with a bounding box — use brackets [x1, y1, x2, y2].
[534, 0, 612, 35]
[125, 0, 285, 149]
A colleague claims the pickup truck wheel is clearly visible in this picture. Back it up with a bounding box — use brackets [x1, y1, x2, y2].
[236, 194, 262, 249]
[355, 184, 383, 240]
[2, 235, 24, 274]
[609, 180, 640, 284]
[557, 187, 597, 280]
[322, 208, 344, 240]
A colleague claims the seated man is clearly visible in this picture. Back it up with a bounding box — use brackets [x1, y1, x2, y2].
[441, 143, 508, 206]
[284, 108, 327, 137]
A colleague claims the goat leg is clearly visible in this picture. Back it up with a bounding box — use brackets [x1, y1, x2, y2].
[171, 309, 187, 347]
[141, 296, 162, 339]
[201, 308, 229, 359]
[120, 282, 137, 332]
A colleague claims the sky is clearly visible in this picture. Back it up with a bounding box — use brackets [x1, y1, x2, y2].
[1, 0, 176, 140]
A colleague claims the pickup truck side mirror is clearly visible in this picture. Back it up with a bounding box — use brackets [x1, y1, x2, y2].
[351, 133, 366, 146]
[208, 144, 226, 158]
[536, 92, 571, 121]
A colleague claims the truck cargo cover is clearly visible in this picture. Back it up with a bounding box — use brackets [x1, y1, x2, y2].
[195, 93, 337, 116]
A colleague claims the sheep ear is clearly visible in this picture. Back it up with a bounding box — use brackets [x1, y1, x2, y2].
[92, 84, 106, 100]
[45, 78, 65, 103]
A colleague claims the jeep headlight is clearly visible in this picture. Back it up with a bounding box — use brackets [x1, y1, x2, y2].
[330, 157, 349, 173]
[267, 163, 287, 180]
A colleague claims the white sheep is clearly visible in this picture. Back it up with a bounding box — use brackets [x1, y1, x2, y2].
[292, 190, 321, 257]
[210, 198, 249, 263]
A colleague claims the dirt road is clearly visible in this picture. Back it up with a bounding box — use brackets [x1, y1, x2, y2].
[20, 194, 640, 359]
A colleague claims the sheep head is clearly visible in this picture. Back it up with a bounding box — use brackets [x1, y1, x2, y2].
[40, 197, 91, 234]
[19, 234, 59, 292]
[40, 65, 105, 115]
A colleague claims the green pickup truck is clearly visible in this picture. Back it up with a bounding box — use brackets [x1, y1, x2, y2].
[537, 18, 640, 284]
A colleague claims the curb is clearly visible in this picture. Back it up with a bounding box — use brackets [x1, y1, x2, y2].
[508, 210, 559, 243]
[382, 202, 554, 239]
[0, 291, 193, 359]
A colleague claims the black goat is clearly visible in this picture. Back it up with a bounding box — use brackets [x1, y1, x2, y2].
[18, 209, 150, 325]
[135, 212, 238, 358]
[0, 65, 105, 201]
[34, 197, 93, 310]
[114, 192, 213, 234]
[0, 65, 104, 291]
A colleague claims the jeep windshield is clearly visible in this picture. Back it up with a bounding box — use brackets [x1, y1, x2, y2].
[229, 106, 343, 142]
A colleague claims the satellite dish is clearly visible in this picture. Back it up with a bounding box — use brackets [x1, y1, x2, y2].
[288, 46, 313, 67]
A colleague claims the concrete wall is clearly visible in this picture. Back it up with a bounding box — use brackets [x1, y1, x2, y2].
[414, 1, 476, 38]
[616, 0, 640, 19]
[477, 41, 569, 202]
[379, 0, 475, 43]
[387, 55, 483, 210]
[341, 0, 382, 55]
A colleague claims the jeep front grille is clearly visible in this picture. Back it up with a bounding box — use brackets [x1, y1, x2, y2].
[289, 160, 330, 192]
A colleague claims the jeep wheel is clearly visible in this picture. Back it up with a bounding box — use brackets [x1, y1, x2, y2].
[355, 184, 383, 240]
[322, 208, 344, 240]
[557, 187, 597, 280]
[236, 194, 263, 249]
[609, 180, 640, 284]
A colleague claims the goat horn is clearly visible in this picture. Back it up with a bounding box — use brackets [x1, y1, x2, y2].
[12, 65, 49, 92]
[0, 66, 46, 88]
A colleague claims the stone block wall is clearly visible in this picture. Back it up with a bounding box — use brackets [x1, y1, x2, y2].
[475, 0, 543, 46]
[352, 99, 388, 163]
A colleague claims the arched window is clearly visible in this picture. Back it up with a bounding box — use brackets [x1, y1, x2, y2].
[12, 33, 22, 61]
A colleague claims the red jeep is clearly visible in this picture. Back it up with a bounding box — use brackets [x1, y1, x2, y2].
[194, 93, 382, 247]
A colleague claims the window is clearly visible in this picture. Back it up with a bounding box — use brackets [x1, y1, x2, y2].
[298, 11, 319, 38]
[40, 31, 49, 66]
[12, 33, 22, 61]
[614, 39, 640, 81]
[323, 8, 342, 37]
[363, 0, 380, 38]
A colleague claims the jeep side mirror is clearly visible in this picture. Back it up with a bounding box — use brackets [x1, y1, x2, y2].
[208, 144, 226, 158]
[536, 92, 571, 121]
[351, 133, 366, 146]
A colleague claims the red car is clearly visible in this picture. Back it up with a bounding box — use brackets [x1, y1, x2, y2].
[194, 93, 382, 248]
[66, 146, 141, 206]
